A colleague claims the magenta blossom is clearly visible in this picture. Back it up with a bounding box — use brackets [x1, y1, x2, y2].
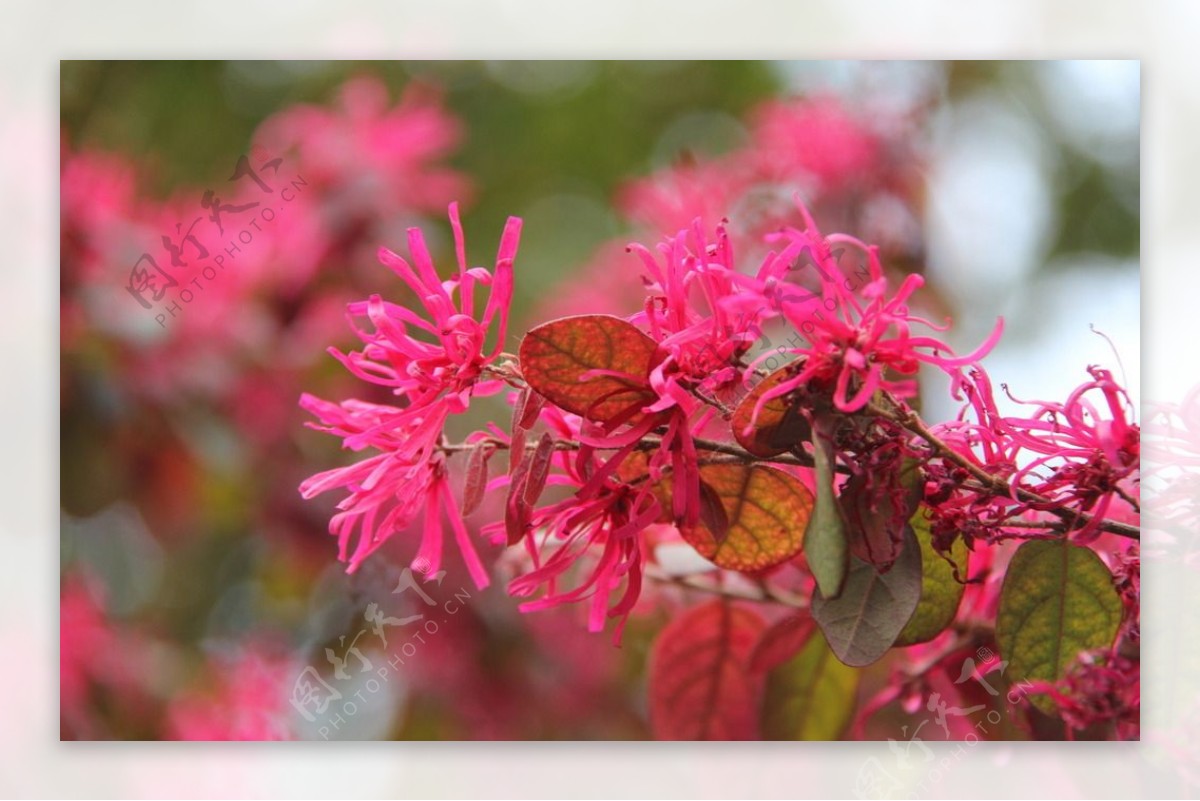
[625, 220, 767, 529]
[300, 204, 522, 582]
[254, 75, 469, 215]
[729, 204, 1003, 418]
[167, 648, 297, 741]
[483, 402, 661, 640]
[749, 97, 882, 193]
[958, 365, 1139, 543]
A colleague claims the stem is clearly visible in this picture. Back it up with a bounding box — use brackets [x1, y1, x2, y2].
[642, 565, 807, 608]
[439, 432, 818, 471]
[480, 359, 1138, 540]
[869, 395, 1140, 541]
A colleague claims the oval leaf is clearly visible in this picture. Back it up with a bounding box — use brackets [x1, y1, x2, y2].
[996, 539, 1123, 711]
[750, 614, 815, 674]
[841, 458, 923, 571]
[731, 365, 811, 457]
[505, 451, 533, 546]
[811, 525, 922, 667]
[804, 420, 848, 598]
[513, 385, 546, 431]
[655, 463, 813, 573]
[697, 479, 731, 546]
[648, 600, 766, 740]
[761, 630, 859, 740]
[518, 314, 661, 426]
[522, 433, 555, 506]
[894, 508, 969, 647]
[461, 441, 494, 516]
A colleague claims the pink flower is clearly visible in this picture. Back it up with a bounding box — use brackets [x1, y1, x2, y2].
[167, 648, 296, 741]
[619, 158, 753, 236]
[626, 219, 768, 528]
[254, 75, 469, 216]
[300, 204, 522, 583]
[60, 575, 116, 716]
[931, 365, 1140, 545]
[628, 219, 767, 394]
[60, 573, 157, 738]
[748, 97, 882, 192]
[485, 406, 661, 640]
[60, 143, 139, 267]
[1001, 367, 1140, 541]
[733, 204, 1003, 416]
[1022, 649, 1140, 740]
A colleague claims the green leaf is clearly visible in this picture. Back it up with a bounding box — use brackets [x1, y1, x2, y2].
[761, 630, 859, 740]
[518, 314, 662, 426]
[804, 420, 847, 598]
[894, 508, 969, 647]
[731, 364, 811, 457]
[996, 539, 1123, 711]
[811, 525, 923, 667]
[655, 463, 813, 573]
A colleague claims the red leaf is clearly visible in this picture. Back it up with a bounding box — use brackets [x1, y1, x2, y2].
[517, 389, 546, 431]
[523, 433, 555, 506]
[731, 364, 811, 457]
[518, 315, 663, 426]
[654, 463, 813, 573]
[698, 480, 731, 545]
[508, 425, 527, 475]
[648, 601, 767, 740]
[749, 614, 816, 674]
[462, 442, 494, 517]
[505, 452, 533, 546]
[511, 385, 531, 433]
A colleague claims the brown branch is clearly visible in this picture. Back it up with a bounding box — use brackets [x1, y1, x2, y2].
[642, 565, 807, 608]
[869, 395, 1140, 541]
[480, 357, 1138, 541]
[439, 432, 819, 471]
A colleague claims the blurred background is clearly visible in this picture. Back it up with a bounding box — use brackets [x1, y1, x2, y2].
[59, 60, 1139, 740]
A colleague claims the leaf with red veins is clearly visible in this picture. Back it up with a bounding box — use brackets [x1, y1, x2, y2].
[649, 600, 767, 740]
[731, 364, 812, 457]
[654, 463, 813, 572]
[697, 480, 731, 545]
[519, 314, 664, 427]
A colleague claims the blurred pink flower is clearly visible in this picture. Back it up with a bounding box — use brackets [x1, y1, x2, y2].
[619, 158, 753, 236]
[749, 97, 882, 192]
[60, 573, 157, 738]
[254, 75, 470, 217]
[167, 649, 295, 741]
[60, 575, 116, 716]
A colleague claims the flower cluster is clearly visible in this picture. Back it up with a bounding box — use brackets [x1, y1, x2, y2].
[925, 363, 1141, 548]
[300, 204, 521, 584]
[731, 208, 1003, 416]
